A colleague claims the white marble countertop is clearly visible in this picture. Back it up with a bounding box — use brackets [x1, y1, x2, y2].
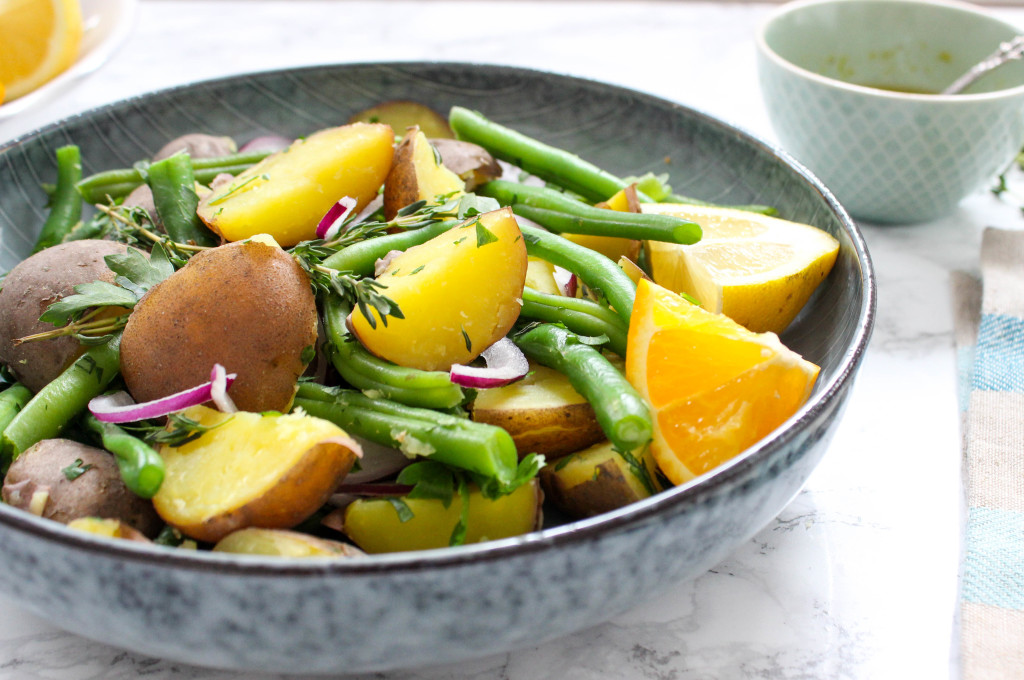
[2, 1, 1023, 678]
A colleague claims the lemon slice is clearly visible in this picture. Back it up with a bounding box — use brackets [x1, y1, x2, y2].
[626, 279, 820, 485]
[0, 0, 83, 102]
[641, 204, 839, 334]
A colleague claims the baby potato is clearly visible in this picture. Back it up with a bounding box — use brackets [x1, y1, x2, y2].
[213, 528, 363, 558]
[341, 479, 543, 553]
[348, 100, 454, 139]
[0, 240, 134, 393]
[383, 127, 465, 219]
[540, 441, 662, 519]
[66, 517, 151, 543]
[196, 123, 394, 246]
[471, 364, 605, 458]
[120, 236, 317, 413]
[1, 439, 162, 536]
[153, 406, 361, 544]
[429, 138, 502, 192]
[349, 207, 527, 371]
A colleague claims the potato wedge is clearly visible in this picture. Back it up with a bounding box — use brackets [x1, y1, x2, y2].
[471, 364, 604, 458]
[213, 528, 363, 558]
[383, 127, 465, 219]
[340, 479, 542, 553]
[348, 100, 454, 139]
[120, 236, 317, 413]
[196, 123, 394, 246]
[349, 207, 527, 371]
[153, 406, 360, 543]
[540, 441, 662, 519]
[66, 517, 151, 543]
[525, 257, 562, 296]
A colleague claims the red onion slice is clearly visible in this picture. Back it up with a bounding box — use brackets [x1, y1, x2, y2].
[88, 364, 237, 423]
[317, 196, 358, 240]
[553, 266, 577, 297]
[209, 364, 238, 414]
[449, 337, 529, 388]
[239, 135, 292, 154]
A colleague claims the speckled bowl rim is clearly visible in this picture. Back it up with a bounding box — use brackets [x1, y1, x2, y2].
[0, 61, 876, 578]
[755, 0, 1024, 102]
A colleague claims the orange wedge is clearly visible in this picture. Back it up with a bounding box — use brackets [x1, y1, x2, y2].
[0, 0, 83, 102]
[626, 278, 820, 486]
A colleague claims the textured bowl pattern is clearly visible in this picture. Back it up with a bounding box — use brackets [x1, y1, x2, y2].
[0, 63, 874, 673]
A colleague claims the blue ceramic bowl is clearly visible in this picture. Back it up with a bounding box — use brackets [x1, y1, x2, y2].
[0, 63, 874, 674]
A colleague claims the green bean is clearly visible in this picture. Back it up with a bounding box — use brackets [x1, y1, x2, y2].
[519, 223, 636, 324]
[34, 145, 83, 252]
[0, 384, 31, 463]
[449, 106, 649, 204]
[322, 296, 466, 409]
[520, 287, 628, 357]
[514, 323, 651, 451]
[294, 385, 518, 484]
[83, 414, 165, 499]
[76, 150, 272, 204]
[146, 153, 219, 247]
[321, 219, 457, 276]
[1, 338, 121, 461]
[478, 180, 701, 244]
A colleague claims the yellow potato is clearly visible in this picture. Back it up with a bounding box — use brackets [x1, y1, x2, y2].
[153, 406, 360, 543]
[540, 441, 662, 519]
[66, 517, 151, 543]
[348, 100, 454, 139]
[471, 364, 604, 458]
[213, 528, 363, 558]
[525, 257, 562, 295]
[341, 479, 543, 553]
[349, 207, 528, 371]
[196, 123, 394, 246]
[383, 127, 465, 219]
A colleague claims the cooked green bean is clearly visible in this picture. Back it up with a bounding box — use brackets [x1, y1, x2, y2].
[294, 384, 518, 484]
[520, 287, 628, 357]
[477, 180, 701, 244]
[519, 223, 636, 324]
[0, 384, 31, 460]
[84, 414, 165, 499]
[76, 150, 272, 203]
[322, 296, 466, 409]
[449, 106, 648, 204]
[34, 145, 83, 252]
[1, 338, 121, 461]
[514, 323, 651, 451]
[321, 219, 457, 276]
[146, 153, 218, 247]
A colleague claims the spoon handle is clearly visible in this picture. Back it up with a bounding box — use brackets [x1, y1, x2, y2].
[943, 35, 1024, 95]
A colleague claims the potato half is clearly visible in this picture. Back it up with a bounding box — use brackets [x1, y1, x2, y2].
[349, 207, 527, 371]
[153, 406, 360, 543]
[120, 236, 317, 413]
[196, 123, 394, 246]
[213, 528, 363, 558]
[471, 364, 604, 458]
[540, 441, 662, 519]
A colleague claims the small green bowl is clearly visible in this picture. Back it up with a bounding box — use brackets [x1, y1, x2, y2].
[757, 0, 1024, 223]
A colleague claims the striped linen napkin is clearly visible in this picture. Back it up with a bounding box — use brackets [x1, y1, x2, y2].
[954, 227, 1024, 678]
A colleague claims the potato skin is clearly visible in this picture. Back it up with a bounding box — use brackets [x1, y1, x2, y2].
[1, 439, 162, 536]
[0, 240, 131, 392]
[120, 238, 317, 413]
[153, 407, 360, 543]
[540, 441, 661, 519]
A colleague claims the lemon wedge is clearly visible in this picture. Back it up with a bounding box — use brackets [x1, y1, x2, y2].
[0, 0, 83, 102]
[641, 203, 840, 334]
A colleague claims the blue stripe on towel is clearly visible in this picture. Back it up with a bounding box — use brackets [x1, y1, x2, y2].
[962, 506, 1024, 610]
[972, 314, 1024, 392]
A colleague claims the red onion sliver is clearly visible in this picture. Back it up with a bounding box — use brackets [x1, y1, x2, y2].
[449, 337, 529, 388]
[317, 196, 358, 240]
[553, 266, 577, 297]
[88, 365, 237, 423]
[238, 135, 292, 154]
[209, 364, 238, 414]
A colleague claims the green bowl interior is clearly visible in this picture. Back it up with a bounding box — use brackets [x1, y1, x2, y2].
[764, 0, 1024, 94]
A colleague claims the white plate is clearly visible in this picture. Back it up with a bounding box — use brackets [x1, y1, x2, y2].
[0, 0, 137, 120]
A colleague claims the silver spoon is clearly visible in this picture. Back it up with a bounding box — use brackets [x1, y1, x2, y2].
[943, 35, 1024, 95]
